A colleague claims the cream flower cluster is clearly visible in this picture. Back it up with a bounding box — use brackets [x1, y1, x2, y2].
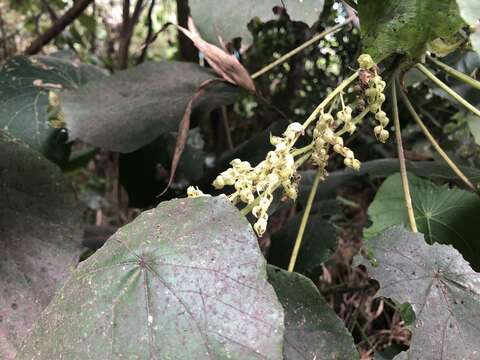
[358, 54, 390, 143]
[211, 122, 304, 236]
[311, 106, 361, 179]
[187, 54, 389, 238]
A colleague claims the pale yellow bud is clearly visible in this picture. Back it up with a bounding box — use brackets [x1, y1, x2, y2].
[254, 217, 268, 237]
[333, 144, 343, 154]
[240, 189, 254, 204]
[212, 175, 225, 189]
[187, 186, 207, 198]
[358, 54, 375, 70]
[379, 129, 389, 143]
[344, 149, 355, 159]
[352, 159, 361, 171]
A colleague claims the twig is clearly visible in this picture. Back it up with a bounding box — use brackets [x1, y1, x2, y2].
[118, 0, 145, 69]
[251, 17, 353, 80]
[288, 169, 322, 272]
[427, 55, 480, 91]
[415, 63, 480, 118]
[303, 71, 359, 129]
[392, 80, 417, 232]
[25, 0, 93, 55]
[399, 87, 477, 192]
[136, 0, 156, 64]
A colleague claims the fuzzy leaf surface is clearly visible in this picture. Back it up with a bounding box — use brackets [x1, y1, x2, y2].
[357, 227, 480, 360]
[61, 61, 238, 152]
[359, 0, 464, 60]
[17, 196, 284, 360]
[0, 131, 82, 359]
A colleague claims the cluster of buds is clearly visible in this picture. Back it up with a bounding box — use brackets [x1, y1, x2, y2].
[188, 54, 389, 238]
[312, 106, 361, 173]
[212, 122, 304, 236]
[358, 54, 390, 143]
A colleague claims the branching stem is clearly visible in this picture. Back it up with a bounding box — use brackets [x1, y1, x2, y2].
[251, 17, 353, 80]
[399, 87, 477, 192]
[427, 55, 480, 91]
[416, 63, 480, 118]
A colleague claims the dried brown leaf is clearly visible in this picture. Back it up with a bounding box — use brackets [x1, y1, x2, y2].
[161, 78, 225, 195]
[176, 17, 256, 93]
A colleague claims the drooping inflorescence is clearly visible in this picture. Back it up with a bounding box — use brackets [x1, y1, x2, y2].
[358, 54, 390, 143]
[188, 54, 389, 237]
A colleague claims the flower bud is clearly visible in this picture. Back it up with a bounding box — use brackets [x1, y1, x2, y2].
[358, 54, 375, 70]
[379, 129, 389, 143]
[212, 175, 225, 189]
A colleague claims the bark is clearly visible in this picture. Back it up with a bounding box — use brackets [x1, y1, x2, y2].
[176, 0, 197, 62]
[118, 0, 145, 69]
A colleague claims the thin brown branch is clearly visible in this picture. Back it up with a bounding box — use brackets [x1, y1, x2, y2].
[25, 0, 93, 55]
[137, 0, 156, 64]
[118, 0, 145, 69]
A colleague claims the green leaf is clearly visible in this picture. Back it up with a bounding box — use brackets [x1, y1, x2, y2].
[364, 173, 480, 270]
[0, 131, 82, 360]
[0, 55, 106, 164]
[189, 0, 324, 47]
[61, 61, 239, 153]
[298, 158, 480, 204]
[357, 226, 480, 359]
[267, 266, 359, 360]
[358, 0, 464, 60]
[17, 196, 285, 360]
[267, 214, 337, 273]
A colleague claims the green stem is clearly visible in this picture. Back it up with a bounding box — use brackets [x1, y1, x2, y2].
[239, 151, 312, 216]
[415, 63, 480, 118]
[292, 143, 313, 157]
[399, 87, 477, 193]
[287, 168, 322, 272]
[427, 55, 480, 91]
[335, 107, 369, 136]
[251, 17, 353, 80]
[303, 71, 360, 130]
[392, 80, 417, 233]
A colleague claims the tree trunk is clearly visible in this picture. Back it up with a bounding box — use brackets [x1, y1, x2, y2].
[176, 0, 197, 62]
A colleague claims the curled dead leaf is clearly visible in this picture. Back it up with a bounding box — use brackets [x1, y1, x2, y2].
[176, 17, 256, 93]
[160, 78, 226, 195]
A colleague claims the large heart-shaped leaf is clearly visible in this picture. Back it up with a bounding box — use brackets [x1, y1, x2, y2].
[358, 0, 464, 60]
[61, 61, 239, 153]
[189, 0, 324, 47]
[0, 130, 83, 360]
[357, 226, 480, 360]
[0, 55, 106, 164]
[267, 266, 359, 359]
[17, 196, 284, 360]
[364, 173, 480, 270]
